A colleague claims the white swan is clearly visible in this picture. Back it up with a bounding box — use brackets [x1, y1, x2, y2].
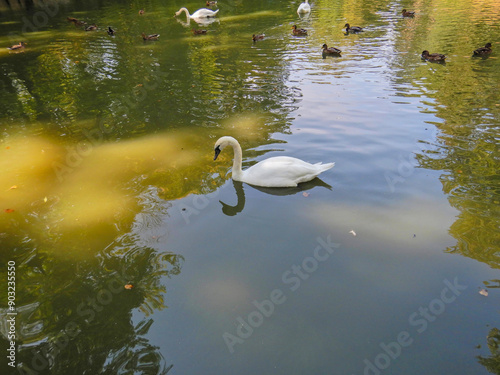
[213, 136, 334, 187]
[297, 0, 311, 14]
[175, 7, 219, 20]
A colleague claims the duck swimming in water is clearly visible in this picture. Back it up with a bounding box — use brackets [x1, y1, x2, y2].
[421, 50, 446, 62]
[142, 32, 160, 40]
[67, 17, 86, 26]
[402, 9, 415, 17]
[473, 43, 492, 57]
[322, 44, 341, 56]
[344, 23, 363, 33]
[292, 25, 307, 36]
[8, 41, 26, 50]
[192, 28, 207, 35]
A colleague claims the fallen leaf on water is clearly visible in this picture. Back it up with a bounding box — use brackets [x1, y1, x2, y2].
[479, 289, 488, 297]
[302, 192, 309, 197]
[5, 209, 15, 213]
[8, 185, 18, 190]
[124, 284, 134, 290]
[6, 146, 10, 149]
[349, 230, 356, 236]
[43, 197, 48, 203]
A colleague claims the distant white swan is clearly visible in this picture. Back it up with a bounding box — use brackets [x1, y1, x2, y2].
[214, 136, 334, 187]
[297, 0, 311, 14]
[175, 7, 219, 20]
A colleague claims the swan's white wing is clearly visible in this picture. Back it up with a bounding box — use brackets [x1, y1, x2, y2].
[191, 8, 219, 18]
[241, 156, 333, 187]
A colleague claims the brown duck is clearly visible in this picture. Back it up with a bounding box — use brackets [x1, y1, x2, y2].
[142, 32, 160, 40]
[322, 44, 341, 56]
[292, 25, 307, 36]
[8, 41, 26, 50]
[192, 29, 208, 35]
[402, 9, 415, 17]
[473, 43, 492, 56]
[252, 34, 265, 42]
[421, 50, 446, 62]
[67, 17, 86, 26]
[344, 23, 363, 33]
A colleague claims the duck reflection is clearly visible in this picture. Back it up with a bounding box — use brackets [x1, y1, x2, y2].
[219, 178, 332, 216]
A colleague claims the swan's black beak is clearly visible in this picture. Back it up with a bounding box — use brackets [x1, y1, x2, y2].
[214, 145, 221, 160]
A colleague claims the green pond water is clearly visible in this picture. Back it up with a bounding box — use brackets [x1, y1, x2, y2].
[0, 0, 499, 374]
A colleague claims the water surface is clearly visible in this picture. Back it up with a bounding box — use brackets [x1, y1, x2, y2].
[0, 0, 499, 374]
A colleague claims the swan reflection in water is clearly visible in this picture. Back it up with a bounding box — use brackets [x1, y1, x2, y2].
[174, 14, 220, 27]
[219, 178, 332, 216]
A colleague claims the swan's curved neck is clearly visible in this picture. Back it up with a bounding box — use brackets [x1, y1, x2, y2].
[228, 138, 244, 181]
[176, 7, 190, 18]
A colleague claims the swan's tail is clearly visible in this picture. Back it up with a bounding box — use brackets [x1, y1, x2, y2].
[315, 162, 335, 171]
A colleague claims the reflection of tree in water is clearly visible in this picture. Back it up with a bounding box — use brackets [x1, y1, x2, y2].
[414, 62, 500, 375]
[416, 119, 499, 269]
[413, 57, 499, 269]
[6, 243, 182, 375]
[383, 0, 500, 270]
[416, 129, 499, 265]
[476, 280, 500, 374]
[394, 10, 500, 371]
[0, 1, 298, 141]
[101, 319, 174, 374]
[477, 327, 500, 375]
